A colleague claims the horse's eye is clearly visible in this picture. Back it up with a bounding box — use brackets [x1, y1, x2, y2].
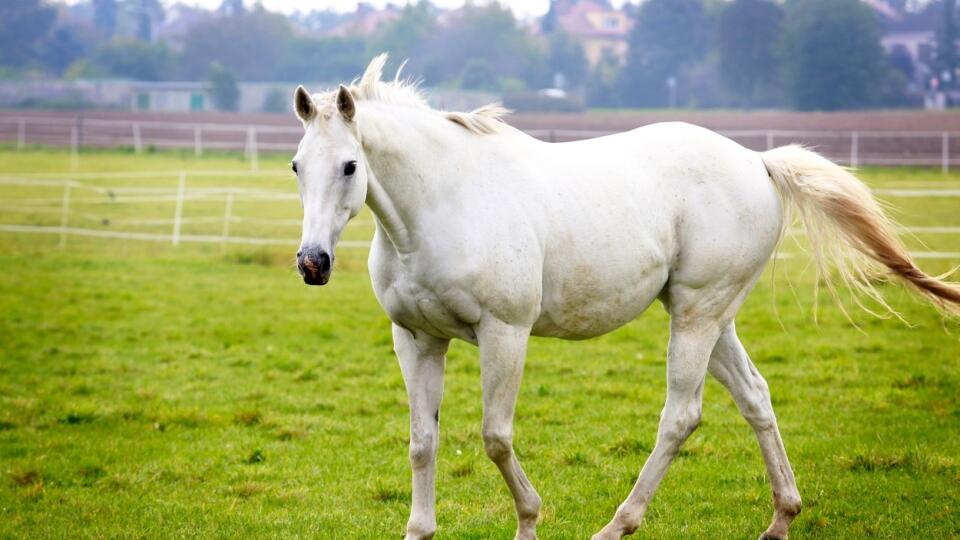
[343, 160, 357, 177]
[291, 161, 298, 175]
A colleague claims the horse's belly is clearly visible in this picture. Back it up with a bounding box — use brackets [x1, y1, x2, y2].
[532, 261, 669, 340]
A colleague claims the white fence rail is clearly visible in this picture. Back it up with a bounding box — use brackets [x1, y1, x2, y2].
[0, 170, 958, 259]
[1, 116, 958, 172]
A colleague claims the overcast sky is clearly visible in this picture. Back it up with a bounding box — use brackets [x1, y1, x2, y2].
[169, 1, 634, 20]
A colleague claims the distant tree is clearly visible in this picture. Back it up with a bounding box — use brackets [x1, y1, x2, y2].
[935, 0, 959, 88]
[368, 0, 436, 75]
[261, 88, 287, 113]
[887, 0, 909, 12]
[541, 0, 560, 33]
[0, 0, 56, 68]
[93, 0, 118, 38]
[888, 44, 915, 81]
[621, 0, 707, 107]
[275, 36, 367, 83]
[420, 4, 548, 90]
[209, 62, 240, 111]
[459, 58, 499, 90]
[180, 5, 292, 80]
[587, 50, 622, 107]
[219, 0, 245, 17]
[94, 38, 171, 80]
[130, 0, 164, 42]
[41, 25, 87, 75]
[547, 31, 588, 89]
[717, 0, 784, 107]
[783, 0, 890, 110]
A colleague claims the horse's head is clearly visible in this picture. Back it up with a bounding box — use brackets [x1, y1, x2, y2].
[291, 84, 366, 286]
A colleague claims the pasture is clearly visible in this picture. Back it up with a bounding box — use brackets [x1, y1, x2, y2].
[0, 147, 958, 538]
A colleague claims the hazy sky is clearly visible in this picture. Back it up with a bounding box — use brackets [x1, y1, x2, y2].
[170, 1, 634, 20]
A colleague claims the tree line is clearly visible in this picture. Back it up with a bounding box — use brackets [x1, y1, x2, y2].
[613, 0, 955, 110]
[0, 0, 957, 111]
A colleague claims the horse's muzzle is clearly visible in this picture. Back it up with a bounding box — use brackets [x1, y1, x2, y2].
[297, 247, 332, 286]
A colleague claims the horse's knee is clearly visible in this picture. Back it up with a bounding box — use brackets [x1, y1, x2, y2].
[660, 405, 701, 448]
[743, 401, 776, 431]
[409, 434, 436, 470]
[742, 379, 777, 431]
[482, 429, 512, 462]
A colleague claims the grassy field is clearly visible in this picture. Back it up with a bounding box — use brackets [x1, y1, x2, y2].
[0, 148, 958, 539]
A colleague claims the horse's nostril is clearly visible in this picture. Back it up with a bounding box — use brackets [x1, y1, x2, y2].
[296, 250, 303, 258]
[318, 252, 331, 272]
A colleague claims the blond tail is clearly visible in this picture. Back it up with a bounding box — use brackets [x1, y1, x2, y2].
[761, 144, 960, 318]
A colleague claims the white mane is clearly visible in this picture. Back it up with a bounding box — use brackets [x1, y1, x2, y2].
[315, 54, 509, 135]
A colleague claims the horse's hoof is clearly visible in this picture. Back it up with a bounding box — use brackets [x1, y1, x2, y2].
[759, 534, 785, 540]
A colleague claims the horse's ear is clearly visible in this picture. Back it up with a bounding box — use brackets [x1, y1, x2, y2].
[293, 85, 316, 123]
[336, 84, 356, 122]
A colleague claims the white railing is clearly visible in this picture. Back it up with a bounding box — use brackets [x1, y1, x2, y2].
[0, 115, 957, 172]
[0, 169, 958, 258]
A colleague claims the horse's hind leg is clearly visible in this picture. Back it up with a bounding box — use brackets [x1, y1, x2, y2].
[592, 308, 724, 540]
[708, 323, 801, 540]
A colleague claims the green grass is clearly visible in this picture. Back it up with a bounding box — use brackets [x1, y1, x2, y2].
[1, 149, 959, 539]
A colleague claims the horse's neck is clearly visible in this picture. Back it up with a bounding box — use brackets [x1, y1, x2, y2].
[360, 105, 451, 254]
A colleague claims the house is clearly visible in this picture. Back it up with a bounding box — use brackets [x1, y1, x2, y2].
[870, 0, 958, 108]
[876, 1, 942, 79]
[541, 0, 633, 66]
[129, 81, 209, 112]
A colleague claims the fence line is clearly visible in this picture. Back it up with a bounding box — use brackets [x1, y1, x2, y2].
[0, 169, 289, 180]
[1, 168, 958, 257]
[4, 171, 959, 200]
[2, 115, 959, 170]
[0, 223, 374, 248]
[3, 224, 958, 260]
[875, 188, 960, 197]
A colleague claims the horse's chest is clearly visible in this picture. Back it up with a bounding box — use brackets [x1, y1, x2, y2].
[371, 250, 480, 343]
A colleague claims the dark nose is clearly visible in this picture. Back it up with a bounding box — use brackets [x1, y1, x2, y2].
[297, 246, 333, 286]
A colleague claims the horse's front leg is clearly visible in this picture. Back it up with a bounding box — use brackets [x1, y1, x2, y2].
[393, 324, 450, 540]
[477, 318, 542, 540]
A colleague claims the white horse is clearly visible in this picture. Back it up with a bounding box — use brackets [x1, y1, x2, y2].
[290, 56, 960, 540]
